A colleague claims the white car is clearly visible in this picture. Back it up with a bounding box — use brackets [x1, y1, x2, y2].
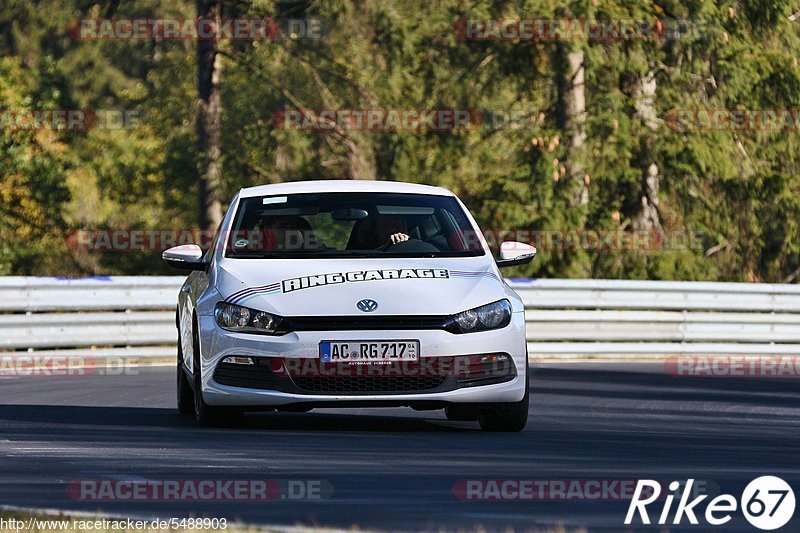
[163, 180, 536, 431]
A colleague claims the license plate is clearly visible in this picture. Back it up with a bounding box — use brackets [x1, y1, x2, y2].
[319, 340, 419, 363]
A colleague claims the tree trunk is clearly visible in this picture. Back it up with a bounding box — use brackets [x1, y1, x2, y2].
[196, 0, 223, 231]
[631, 70, 662, 233]
[556, 45, 588, 207]
[344, 133, 376, 180]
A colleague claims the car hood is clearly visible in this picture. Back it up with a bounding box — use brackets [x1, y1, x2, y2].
[215, 257, 508, 316]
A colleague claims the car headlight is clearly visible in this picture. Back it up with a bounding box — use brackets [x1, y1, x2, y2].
[214, 302, 283, 335]
[446, 299, 512, 334]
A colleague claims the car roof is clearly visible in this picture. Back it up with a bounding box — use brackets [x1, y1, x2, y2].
[238, 180, 454, 199]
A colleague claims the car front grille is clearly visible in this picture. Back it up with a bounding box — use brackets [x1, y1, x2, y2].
[212, 354, 514, 395]
[279, 315, 449, 332]
[288, 359, 451, 394]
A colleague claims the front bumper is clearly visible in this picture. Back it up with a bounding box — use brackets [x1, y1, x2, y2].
[196, 311, 528, 407]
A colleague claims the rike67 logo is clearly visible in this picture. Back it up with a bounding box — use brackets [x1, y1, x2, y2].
[626, 476, 795, 530]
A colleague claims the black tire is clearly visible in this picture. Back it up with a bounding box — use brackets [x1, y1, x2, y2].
[191, 319, 241, 426]
[478, 381, 530, 432]
[444, 405, 478, 421]
[177, 343, 194, 416]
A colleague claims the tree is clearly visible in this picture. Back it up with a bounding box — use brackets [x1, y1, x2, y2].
[196, 0, 224, 231]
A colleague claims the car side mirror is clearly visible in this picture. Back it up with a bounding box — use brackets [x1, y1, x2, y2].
[496, 241, 536, 268]
[162, 244, 209, 271]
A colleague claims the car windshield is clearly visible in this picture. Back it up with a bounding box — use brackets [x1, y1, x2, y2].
[225, 192, 485, 259]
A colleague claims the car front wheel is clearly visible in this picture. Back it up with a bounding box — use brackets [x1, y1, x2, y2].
[177, 344, 194, 416]
[191, 321, 241, 426]
[477, 381, 529, 432]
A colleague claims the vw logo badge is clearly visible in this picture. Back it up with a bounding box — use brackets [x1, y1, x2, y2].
[356, 299, 378, 312]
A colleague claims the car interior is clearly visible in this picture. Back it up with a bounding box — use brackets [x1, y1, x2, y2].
[229, 202, 479, 254]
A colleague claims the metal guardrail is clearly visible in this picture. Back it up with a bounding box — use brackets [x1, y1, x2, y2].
[0, 276, 182, 312]
[510, 278, 800, 357]
[2, 276, 800, 359]
[0, 276, 182, 360]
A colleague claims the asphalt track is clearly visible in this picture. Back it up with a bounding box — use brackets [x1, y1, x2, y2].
[1, 363, 799, 532]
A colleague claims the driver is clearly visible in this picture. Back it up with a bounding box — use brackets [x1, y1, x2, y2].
[374, 214, 409, 249]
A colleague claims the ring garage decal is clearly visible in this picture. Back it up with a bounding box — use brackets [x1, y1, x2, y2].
[282, 268, 449, 293]
[225, 269, 499, 303]
[450, 269, 501, 282]
[227, 282, 282, 304]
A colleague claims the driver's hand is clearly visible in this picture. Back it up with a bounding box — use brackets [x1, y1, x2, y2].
[389, 233, 409, 245]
